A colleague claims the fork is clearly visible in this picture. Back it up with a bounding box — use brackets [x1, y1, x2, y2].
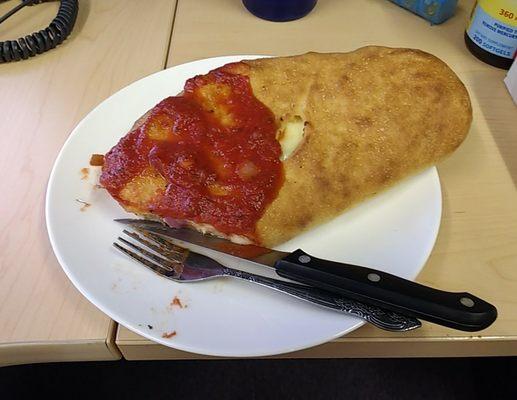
[113, 229, 421, 332]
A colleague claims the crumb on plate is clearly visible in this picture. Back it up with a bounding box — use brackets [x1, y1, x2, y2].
[162, 330, 177, 339]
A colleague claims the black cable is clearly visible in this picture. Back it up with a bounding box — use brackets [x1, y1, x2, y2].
[0, 0, 31, 25]
[0, 0, 78, 63]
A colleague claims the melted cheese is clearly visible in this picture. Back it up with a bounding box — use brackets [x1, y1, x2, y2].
[277, 115, 305, 161]
[119, 167, 166, 210]
[186, 221, 253, 244]
[146, 113, 174, 141]
[196, 83, 234, 126]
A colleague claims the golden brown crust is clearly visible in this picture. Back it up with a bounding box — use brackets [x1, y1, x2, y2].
[238, 47, 472, 246]
[106, 47, 472, 247]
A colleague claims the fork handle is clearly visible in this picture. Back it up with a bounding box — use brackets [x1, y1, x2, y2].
[222, 267, 421, 332]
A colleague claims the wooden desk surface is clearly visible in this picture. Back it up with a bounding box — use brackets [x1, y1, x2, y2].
[116, 0, 517, 359]
[1, 0, 516, 365]
[0, 0, 177, 366]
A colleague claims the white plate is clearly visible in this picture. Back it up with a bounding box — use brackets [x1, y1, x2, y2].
[46, 56, 442, 357]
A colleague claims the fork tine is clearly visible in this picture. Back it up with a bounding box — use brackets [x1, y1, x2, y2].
[117, 236, 176, 272]
[134, 228, 186, 252]
[113, 242, 180, 279]
[122, 229, 185, 263]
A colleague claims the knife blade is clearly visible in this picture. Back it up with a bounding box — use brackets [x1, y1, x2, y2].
[115, 218, 497, 332]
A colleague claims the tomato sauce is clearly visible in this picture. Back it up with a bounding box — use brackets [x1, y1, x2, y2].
[101, 65, 283, 240]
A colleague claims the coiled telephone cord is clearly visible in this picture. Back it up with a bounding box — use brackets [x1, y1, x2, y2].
[0, 0, 78, 63]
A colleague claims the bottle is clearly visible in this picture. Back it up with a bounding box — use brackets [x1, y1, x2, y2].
[242, 0, 317, 22]
[465, 0, 517, 69]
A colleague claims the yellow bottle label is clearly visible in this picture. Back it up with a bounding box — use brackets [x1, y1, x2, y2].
[477, 0, 517, 28]
[467, 0, 517, 59]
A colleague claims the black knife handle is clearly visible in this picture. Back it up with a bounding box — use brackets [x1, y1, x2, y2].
[275, 249, 497, 332]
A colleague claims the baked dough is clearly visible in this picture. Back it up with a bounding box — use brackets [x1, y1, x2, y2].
[101, 47, 472, 246]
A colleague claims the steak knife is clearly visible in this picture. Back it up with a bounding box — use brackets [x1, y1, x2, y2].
[115, 219, 498, 332]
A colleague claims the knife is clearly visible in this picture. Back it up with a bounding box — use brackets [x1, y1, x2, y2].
[115, 219, 497, 332]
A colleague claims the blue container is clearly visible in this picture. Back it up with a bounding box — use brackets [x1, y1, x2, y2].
[242, 0, 318, 22]
[388, 0, 458, 25]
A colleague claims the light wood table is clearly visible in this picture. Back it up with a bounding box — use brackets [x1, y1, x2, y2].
[116, 0, 517, 359]
[0, 0, 177, 366]
[1, 0, 515, 365]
